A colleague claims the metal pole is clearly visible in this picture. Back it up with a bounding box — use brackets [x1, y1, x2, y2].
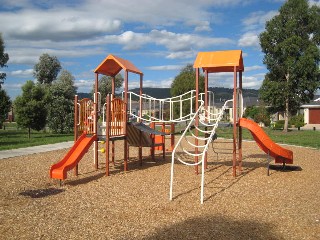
[195, 67, 199, 174]
[94, 73, 99, 170]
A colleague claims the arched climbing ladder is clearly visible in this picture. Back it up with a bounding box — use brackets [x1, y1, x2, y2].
[169, 99, 233, 204]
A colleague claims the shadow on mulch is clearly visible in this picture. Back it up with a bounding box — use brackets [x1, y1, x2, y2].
[63, 154, 168, 186]
[65, 172, 106, 186]
[142, 214, 281, 240]
[19, 188, 64, 198]
[269, 165, 302, 172]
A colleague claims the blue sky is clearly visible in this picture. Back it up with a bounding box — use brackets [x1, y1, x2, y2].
[1, 0, 320, 99]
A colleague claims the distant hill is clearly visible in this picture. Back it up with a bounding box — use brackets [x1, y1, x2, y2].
[129, 88, 172, 99]
[77, 92, 92, 99]
[77, 87, 259, 101]
[129, 87, 259, 101]
[209, 87, 259, 102]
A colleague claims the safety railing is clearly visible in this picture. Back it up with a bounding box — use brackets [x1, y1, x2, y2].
[123, 90, 214, 123]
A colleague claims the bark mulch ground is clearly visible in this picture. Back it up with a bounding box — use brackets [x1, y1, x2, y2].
[1, 138, 319, 239]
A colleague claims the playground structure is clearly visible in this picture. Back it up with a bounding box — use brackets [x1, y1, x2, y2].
[50, 50, 293, 204]
[50, 54, 204, 180]
[169, 50, 293, 203]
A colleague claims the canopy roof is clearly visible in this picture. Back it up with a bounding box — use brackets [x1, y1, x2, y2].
[94, 54, 142, 76]
[193, 50, 244, 73]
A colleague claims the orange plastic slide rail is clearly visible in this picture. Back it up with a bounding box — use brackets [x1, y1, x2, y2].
[239, 118, 293, 164]
[50, 133, 97, 180]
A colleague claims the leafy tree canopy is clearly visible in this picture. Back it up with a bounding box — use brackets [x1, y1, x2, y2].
[91, 74, 124, 104]
[14, 80, 47, 138]
[47, 70, 77, 133]
[170, 64, 205, 97]
[0, 33, 9, 88]
[0, 89, 11, 128]
[170, 64, 205, 118]
[259, 0, 320, 131]
[33, 53, 62, 84]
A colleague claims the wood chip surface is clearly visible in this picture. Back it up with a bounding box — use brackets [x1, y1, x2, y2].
[1, 138, 319, 239]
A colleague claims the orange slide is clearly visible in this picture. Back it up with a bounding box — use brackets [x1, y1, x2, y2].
[50, 133, 97, 180]
[239, 118, 293, 164]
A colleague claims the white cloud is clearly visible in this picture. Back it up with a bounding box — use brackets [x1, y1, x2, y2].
[166, 51, 196, 60]
[74, 79, 94, 93]
[151, 30, 234, 51]
[1, 0, 276, 97]
[309, 0, 320, 7]
[75, 79, 94, 88]
[238, 32, 260, 48]
[1, 10, 122, 41]
[127, 78, 173, 89]
[0, 0, 257, 47]
[239, 10, 279, 48]
[102, 30, 234, 55]
[2, 82, 24, 90]
[10, 69, 33, 77]
[146, 65, 183, 71]
[7, 45, 104, 65]
[207, 71, 265, 90]
[245, 65, 265, 71]
[0, 0, 30, 9]
[0, 0, 247, 43]
[242, 76, 263, 88]
[242, 10, 278, 31]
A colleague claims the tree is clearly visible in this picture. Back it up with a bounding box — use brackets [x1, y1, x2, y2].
[170, 64, 205, 117]
[243, 105, 271, 127]
[0, 89, 11, 129]
[259, 0, 320, 132]
[14, 81, 47, 139]
[91, 74, 124, 104]
[47, 70, 77, 133]
[0, 33, 9, 88]
[33, 53, 62, 84]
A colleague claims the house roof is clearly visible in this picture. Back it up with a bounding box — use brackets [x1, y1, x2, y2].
[94, 54, 142, 76]
[214, 96, 258, 108]
[193, 50, 244, 73]
[300, 95, 320, 108]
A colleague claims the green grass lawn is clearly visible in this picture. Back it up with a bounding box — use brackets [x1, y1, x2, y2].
[1, 122, 319, 151]
[0, 122, 73, 151]
[216, 126, 320, 149]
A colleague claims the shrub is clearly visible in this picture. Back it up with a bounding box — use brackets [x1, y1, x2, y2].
[244, 105, 271, 127]
[289, 114, 305, 128]
[273, 120, 285, 130]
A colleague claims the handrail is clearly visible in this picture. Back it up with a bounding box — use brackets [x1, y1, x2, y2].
[124, 90, 214, 123]
[77, 102, 81, 126]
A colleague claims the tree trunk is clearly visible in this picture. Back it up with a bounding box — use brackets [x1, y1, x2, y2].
[28, 127, 31, 139]
[283, 73, 290, 132]
[283, 97, 289, 132]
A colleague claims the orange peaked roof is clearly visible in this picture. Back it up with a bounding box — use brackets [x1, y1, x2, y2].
[193, 50, 244, 73]
[94, 54, 142, 76]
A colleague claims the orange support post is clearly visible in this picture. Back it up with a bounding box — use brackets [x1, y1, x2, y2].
[238, 71, 243, 174]
[232, 66, 237, 177]
[94, 73, 98, 170]
[74, 95, 79, 177]
[105, 95, 110, 176]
